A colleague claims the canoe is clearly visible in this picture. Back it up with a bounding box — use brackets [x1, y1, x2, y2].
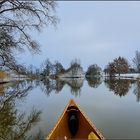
[46, 99, 105, 140]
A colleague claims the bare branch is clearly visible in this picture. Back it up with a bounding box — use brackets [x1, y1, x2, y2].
[0, 0, 57, 72]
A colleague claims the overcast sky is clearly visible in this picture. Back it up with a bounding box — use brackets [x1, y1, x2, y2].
[18, 1, 140, 71]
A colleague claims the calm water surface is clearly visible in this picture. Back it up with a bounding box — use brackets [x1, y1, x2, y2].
[0, 78, 140, 139]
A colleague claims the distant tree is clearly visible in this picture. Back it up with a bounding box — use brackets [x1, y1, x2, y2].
[114, 56, 129, 76]
[106, 62, 116, 77]
[54, 61, 64, 75]
[70, 59, 83, 76]
[106, 56, 129, 77]
[133, 51, 140, 72]
[86, 64, 101, 77]
[42, 59, 53, 76]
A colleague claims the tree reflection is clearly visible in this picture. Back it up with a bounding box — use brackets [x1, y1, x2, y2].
[104, 78, 131, 97]
[39, 78, 84, 97]
[86, 77, 102, 88]
[64, 78, 83, 97]
[39, 79, 65, 96]
[0, 81, 42, 140]
[133, 80, 140, 102]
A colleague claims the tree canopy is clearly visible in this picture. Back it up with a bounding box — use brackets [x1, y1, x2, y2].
[86, 64, 101, 77]
[105, 56, 129, 77]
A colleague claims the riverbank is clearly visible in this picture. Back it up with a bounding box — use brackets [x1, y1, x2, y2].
[103, 73, 140, 80]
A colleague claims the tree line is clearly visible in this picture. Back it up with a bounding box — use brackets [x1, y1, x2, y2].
[40, 58, 82, 79]
[40, 50, 140, 79]
[1, 50, 140, 79]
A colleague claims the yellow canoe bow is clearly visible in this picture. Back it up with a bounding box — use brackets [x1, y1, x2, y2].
[46, 99, 105, 139]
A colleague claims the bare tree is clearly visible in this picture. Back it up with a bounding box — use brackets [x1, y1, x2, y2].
[42, 58, 53, 76]
[0, 0, 57, 71]
[133, 50, 140, 72]
[70, 59, 82, 76]
[54, 61, 64, 75]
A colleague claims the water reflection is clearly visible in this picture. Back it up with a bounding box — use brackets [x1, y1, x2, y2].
[104, 78, 131, 97]
[61, 78, 84, 97]
[86, 77, 102, 88]
[39, 78, 84, 97]
[39, 79, 65, 95]
[0, 80, 42, 140]
[1, 78, 140, 100]
[133, 80, 140, 102]
[39, 77, 101, 97]
[1, 77, 140, 139]
[37, 77, 140, 101]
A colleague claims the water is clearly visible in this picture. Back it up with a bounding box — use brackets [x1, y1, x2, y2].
[0, 77, 140, 139]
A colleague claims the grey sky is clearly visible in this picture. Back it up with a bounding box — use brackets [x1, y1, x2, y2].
[18, 1, 140, 71]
